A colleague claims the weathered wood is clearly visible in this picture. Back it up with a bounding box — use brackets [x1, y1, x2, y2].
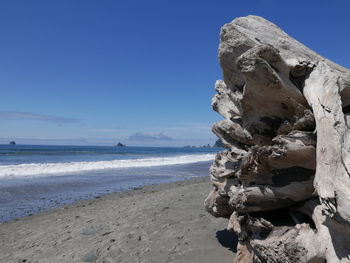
[205, 15, 350, 262]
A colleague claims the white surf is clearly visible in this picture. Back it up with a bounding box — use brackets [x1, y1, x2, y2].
[0, 154, 215, 178]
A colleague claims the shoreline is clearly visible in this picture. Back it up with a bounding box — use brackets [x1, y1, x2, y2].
[0, 176, 236, 263]
[0, 161, 213, 222]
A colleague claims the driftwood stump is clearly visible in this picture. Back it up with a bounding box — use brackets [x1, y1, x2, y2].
[205, 15, 350, 262]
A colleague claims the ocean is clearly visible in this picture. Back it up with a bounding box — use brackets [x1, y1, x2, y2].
[0, 144, 219, 222]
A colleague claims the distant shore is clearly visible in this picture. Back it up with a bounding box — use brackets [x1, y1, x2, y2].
[0, 176, 236, 263]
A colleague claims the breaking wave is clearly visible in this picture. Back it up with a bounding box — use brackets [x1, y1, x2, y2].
[0, 154, 215, 178]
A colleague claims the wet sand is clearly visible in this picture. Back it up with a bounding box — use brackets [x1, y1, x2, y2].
[0, 161, 213, 222]
[0, 177, 237, 263]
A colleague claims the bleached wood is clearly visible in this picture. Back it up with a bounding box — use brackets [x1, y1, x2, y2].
[205, 15, 350, 262]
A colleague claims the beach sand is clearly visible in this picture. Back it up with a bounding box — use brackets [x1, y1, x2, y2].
[0, 177, 236, 263]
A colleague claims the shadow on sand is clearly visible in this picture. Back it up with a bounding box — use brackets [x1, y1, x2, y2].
[216, 229, 238, 253]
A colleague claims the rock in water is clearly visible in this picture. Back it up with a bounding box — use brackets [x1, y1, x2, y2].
[205, 15, 350, 263]
[213, 139, 224, 148]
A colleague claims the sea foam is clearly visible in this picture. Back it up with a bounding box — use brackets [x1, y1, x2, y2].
[0, 154, 215, 178]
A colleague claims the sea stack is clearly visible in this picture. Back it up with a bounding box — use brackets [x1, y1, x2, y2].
[205, 16, 350, 262]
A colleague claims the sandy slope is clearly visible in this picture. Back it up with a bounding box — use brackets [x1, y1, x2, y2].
[0, 177, 236, 263]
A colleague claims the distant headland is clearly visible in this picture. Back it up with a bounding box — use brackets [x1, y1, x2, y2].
[184, 139, 224, 148]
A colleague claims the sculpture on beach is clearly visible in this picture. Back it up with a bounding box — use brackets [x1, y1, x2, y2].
[205, 15, 350, 262]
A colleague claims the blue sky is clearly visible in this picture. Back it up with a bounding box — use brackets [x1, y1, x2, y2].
[0, 0, 349, 146]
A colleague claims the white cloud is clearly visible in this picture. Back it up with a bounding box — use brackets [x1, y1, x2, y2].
[128, 132, 173, 142]
[0, 111, 80, 124]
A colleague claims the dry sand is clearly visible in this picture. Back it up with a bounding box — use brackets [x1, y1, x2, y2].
[0, 177, 236, 263]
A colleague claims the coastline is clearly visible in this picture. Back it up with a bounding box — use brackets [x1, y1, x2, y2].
[0, 161, 214, 223]
[0, 176, 236, 263]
